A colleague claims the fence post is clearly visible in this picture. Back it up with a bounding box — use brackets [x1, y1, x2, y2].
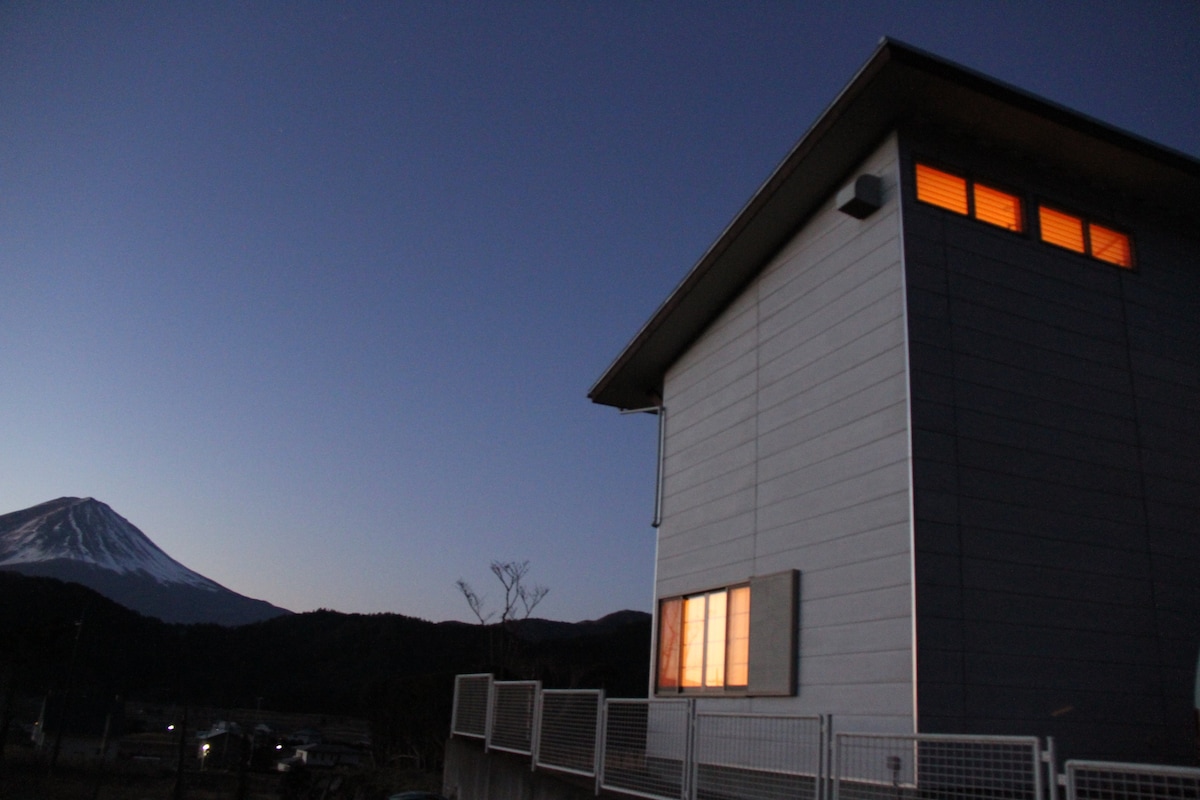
[530, 687, 543, 772]
[684, 699, 696, 800]
[592, 691, 606, 795]
[1042, 736, 1057, 800]
[819, 714, 833, 800]
[594, 697, 608, 797]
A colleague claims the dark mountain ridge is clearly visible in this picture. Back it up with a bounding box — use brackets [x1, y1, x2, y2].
[0, 571, 651, 713]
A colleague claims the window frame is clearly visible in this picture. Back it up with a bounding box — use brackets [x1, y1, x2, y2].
[655, 570, 798, 697]
[1036, 202, 1135, 269]
[657, 584, 750, 693]
[914, 161, 1025, 234]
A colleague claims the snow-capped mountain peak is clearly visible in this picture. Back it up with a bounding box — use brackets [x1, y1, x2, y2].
[0, 497, 219, 590]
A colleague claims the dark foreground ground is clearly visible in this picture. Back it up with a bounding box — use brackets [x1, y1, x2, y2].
[0, 750, 442, 800]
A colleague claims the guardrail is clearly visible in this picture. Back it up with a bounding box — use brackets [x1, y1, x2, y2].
[1063, 759, 1200, 800]
[536, 689, 605, 777]
[451, 675, 1199, 800]
[834, 732, 1044, 800]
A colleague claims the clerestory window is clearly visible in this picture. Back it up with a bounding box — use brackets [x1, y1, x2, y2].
[1038, 205, 1133, 268]
[915, 163, 1023, 232]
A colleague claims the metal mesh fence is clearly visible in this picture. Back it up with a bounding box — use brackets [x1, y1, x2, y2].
[1065, 760, 1200, 800]
[535, 689, 604, 777]
[451, 673, 492, 739]
[834, 733, 1043, 800]
[693, 713, 825, 800]
[449, 674, 1200, 800]
[488, 680, 541, 755]
[601, 698, 692, 800]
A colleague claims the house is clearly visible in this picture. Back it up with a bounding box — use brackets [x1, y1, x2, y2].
[590, 39, 1200, 764]
[294, 742, 364, 769]
[31, 692, 123, 763]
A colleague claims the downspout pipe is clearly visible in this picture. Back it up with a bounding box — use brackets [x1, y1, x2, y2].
[619, 404, 666, 528]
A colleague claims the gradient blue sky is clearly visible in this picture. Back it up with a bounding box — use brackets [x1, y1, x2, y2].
[2, 2, 1197, 623]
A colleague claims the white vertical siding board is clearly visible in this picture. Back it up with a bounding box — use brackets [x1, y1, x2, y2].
[667, 374, 758, 440]
[666, 326, 759, 416]
[670, 291, 759, 376]
[756, 460, 910, 531]
[802, 649, 913, 685]
[662, 439, 757, 505]
[663, 415, 756, 479]
[655, 135, 912, 727]
[662, 485, 758, 534]
[758, 520, 912, 575]
[757, 373, 908, 449]
[759, 272, 905, 370]
[757, 430, 910, 506]
[662, 462, 758, 517]
[759, 405, 908, 480]
[758, 234, 905, 345]
[657, 512, 756, 560]
[803, 616, 915, 654]
[757, 316, 907, 411]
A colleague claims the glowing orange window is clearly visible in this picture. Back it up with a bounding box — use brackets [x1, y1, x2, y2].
[680, 595, 706, 687]
[1089, 223, 1133, 268]
[657, 597, 682, 689]
[725, 586, 750, 687]
[916, 164, 968, 215]
[974, 183, 1023, 232]
[1039, 206, 1086, 254]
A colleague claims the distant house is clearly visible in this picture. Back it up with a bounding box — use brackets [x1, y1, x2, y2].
[197, 726, 244, 770]
[294, 742, 363, 769]
[591, 39, 1200, 764]
[32, 693, 123, 763]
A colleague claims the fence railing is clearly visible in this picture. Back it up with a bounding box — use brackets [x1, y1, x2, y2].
[450, 673, 492, 740]
[1063, 759, 1200, 800]
[834, 732, 1044, 800]
[489, 680, 541, 756]
[694, 712, 826, 800]
[451, 675, 1198, 800]
[536, 689, 605, 777]
[601, 699, 691, 800]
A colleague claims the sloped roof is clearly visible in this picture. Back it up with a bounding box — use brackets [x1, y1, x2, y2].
[588, 38, 1200, 410]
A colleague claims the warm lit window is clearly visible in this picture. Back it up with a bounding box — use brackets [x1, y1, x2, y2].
[656, 597, 682, 690]
[726, 586, 750, 686]
[658, 586, 750, 691]
[916, 164, 968, 214]
[1039, 205, 1133, 268]
[916, 163, 1023, 232]
[1089, 222, 1133, 268]
[974, 183, 1023, 232]
[1038, 206, 1086, 253]
[656, 571, 797, 697]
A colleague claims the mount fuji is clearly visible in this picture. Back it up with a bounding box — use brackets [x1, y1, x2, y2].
[0, 497, 290, 626]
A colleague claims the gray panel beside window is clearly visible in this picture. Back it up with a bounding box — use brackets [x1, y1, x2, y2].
[747, 570, 799, 696]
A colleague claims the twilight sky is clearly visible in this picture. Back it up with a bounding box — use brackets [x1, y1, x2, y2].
[2, 2, 1197, 623]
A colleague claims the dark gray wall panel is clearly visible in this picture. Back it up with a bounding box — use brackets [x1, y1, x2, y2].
[901, 132, 1200, 764]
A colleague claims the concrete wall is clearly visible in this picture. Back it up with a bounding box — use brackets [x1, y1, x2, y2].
[655, 135, 915, 732]
[443, 737, 599, 800]
[900, 129, 1200, 763]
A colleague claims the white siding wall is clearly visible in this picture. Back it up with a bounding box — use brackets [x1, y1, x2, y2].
[657, 136, 913, 732]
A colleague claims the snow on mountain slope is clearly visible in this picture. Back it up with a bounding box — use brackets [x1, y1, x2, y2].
[0, 497, 220, 590]
[0, 497, 290, 625]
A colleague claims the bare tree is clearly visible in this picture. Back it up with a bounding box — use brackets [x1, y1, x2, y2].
[454, 578, 493, 624]
[456, 560, 548, 625]
[456, 560, 549, 675]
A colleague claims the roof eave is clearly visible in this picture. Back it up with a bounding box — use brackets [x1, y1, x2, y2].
[588, 38, 1200, 411]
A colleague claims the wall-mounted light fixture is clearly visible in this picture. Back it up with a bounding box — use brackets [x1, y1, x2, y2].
[836, 174, 883, 219]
